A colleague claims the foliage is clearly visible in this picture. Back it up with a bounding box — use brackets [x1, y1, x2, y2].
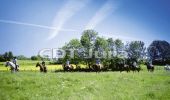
[17, 55, 30, 60]
[62, 39, 83, 66]
[80, 30, 98, 68]
[80, 29, 98, 49]
[0, 54, 5, 62]
[0, 51, 14, 61]
[126, 41, 146, 61]
[60, 29, 148, 68]
[2, 30, 170, 67]
[114, 39, 124, 57]
[31, 55, 42, 60]
[148, 40, 170, 64]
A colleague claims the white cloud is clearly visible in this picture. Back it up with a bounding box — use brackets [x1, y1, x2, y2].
[85, 0, 117, 29]
[47, 0, 91, 40]
[0, 19, 77, 31]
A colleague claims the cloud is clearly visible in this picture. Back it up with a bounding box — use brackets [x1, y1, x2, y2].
[0, 19, 77, 31]
[85, 0, 118, 29]
[47, 0, 91, 40]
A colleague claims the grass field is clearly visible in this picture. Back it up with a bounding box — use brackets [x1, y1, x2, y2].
[0, 60, 170, 100]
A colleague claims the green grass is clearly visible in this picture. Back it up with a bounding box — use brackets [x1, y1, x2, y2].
[0, 60, 170, 100]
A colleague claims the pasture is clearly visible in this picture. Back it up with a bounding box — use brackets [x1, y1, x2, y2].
[0, 60, 170, 100]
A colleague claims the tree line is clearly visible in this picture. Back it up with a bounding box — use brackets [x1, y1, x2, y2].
[56, 30, 170, 67]
[1, 30, 170, 67]
[0, 52, 43, 61]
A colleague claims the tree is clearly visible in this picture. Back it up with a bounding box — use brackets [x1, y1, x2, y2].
[67, 39, 82, 50]
[106, 38, 116, 69]
[0, 54, 5, 62]
[80, 30, 98, 50]
[126, 41, 146, 61]
[31, 55, 41, 60]
[8, 51, 13, 59]
[147, 40, 170, 64]
[80, 29, 98, 68]
[94, 37, 109, 68]
[3, 51, 13, 61]
[94, 37, 108, 51]
[62, 39, 82, 67]
[17, 55, 29, 60]
[114, 39, 124, 57]
[31, 56, 38, 60]
[107, 38, 114, 52]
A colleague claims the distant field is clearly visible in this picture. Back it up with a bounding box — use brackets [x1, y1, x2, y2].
[0, 60, 170, 100]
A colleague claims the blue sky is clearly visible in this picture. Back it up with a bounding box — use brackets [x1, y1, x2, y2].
[0, 0, 170, 57]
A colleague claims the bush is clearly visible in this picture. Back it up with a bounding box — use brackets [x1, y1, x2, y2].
[0, 55, 5, 62]
[0, 51, 14, 61]
[31, 56, 39, 60]
[17, 55, 29, 60]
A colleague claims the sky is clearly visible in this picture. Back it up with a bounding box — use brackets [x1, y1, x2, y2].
[0, 0, 170, 57]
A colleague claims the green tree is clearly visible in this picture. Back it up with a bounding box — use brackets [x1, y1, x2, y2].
[0, 54, 5, 61]
[3, 51, 13, 61]
[80, 29, 98, 68]
[94, 37, 108, 51]
[107, 38, 115, 52]
[114, 39, 124, 57]
[62, 39, 82, 67]
[31, 55, 41, 60]
[94, 37, 110, 68]
[147, 40, 170, 64]
[67, 39, 82, 49]
[126, 41, 146, 61]
[80, 30, 98, 49]
[8, 51, 13, 59]
[17, 55, 29, 60]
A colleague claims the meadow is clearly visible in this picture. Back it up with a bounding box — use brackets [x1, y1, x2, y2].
[0, 60, 170, 100]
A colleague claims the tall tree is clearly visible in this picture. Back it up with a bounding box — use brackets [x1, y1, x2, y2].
[94, 37, 110, 67]
[0, 54, 5, 61]
[80, 30, 98, 49]
[107, 38, 114, 52]
[114, 39, 124, 57]
[3, 51, 13, 61]
[126, 41, 146, 61]
[147, 40, 170, 62]
[17, 55, 28, 60]
[62, 39, 82, 66]
[94, 37, 108, 59]
[67, 39, 82, 50]
[80, 30, 98, 68]
[8, 51, 14, 59]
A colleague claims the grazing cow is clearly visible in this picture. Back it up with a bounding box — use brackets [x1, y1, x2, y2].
[36, 62, 47, 73]
[146, 62, 154, 72]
